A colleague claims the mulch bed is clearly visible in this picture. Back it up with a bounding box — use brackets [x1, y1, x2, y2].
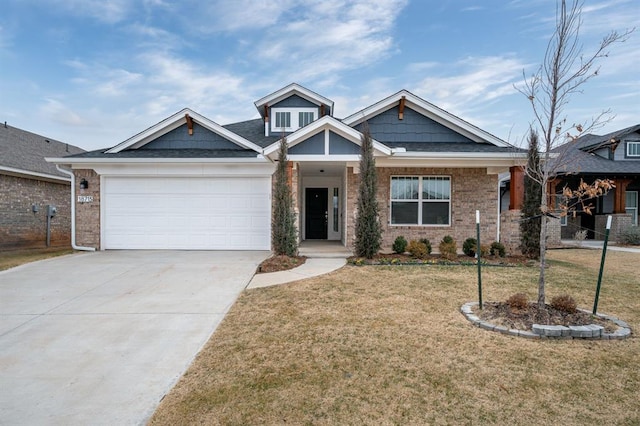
[476, 302, 617, 332]
[348, 253, 533, 267]
[257, 255, 307, 273]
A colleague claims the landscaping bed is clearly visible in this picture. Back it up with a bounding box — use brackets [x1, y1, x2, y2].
[348, 253, 532, 267]
[257, 255, 307, 273]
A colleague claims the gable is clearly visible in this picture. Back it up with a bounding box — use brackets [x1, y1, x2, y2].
[289, 132, 324, 154]
[355, 106, 475, 144]
[272, 94, 319, 109]
[328, 131, 360, 154]
[140, 123, 241, 150]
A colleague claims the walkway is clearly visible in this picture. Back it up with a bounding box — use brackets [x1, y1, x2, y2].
[561, 239, 640, 253]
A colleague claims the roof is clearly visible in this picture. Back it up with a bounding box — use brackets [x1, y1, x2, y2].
[0, 124, 84, 181]
[64, 148, 259, 159]
[551, 124, 640, 175]
[222, 119, 281, 148]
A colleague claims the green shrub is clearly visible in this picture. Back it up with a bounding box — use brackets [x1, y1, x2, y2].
[490, 241, 506, 257]
[619, 226, 640, 245]
[392, 236, 408, 254]
[550, 294, 577, 314]
[439, 236, 457, 260]
[506, 293, 529, 310]
[419, 238, 432, 254]
[462, 238, 477, 257]
[407, 240, 428, 259]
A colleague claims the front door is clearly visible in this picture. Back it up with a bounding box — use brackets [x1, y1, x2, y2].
[305, 188, 328, 239]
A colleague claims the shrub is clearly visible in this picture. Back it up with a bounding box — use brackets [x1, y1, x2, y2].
[462, 238, 477, 257]
[506, 293, 529, 310]
[550, 294, 577, 313]
[619, 226, 640, 245]
[407, 240, 428, 258]
[392, 236, 408, 254]
[419, 238, 432, 254]
[438, 236, 457, 260]
[490, 241, 506, 257]
[479, 244, 490, 256]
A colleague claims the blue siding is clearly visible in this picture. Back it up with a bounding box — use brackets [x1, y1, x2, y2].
[329, 131, 360, 154]
[141, 123, 240, 150]
[272, 94, 318, 109]
[289, 131, 325, 154]
[355, 106, 475, 144]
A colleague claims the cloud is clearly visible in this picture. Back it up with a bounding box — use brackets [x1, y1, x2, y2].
[46, 0, 132, 23]
[40, 99, 89, 127]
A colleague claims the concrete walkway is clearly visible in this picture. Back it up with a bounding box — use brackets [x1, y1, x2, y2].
[247, 241, 351, 289]
[561, 239, 640, 253]
[0, 250, 268, 425]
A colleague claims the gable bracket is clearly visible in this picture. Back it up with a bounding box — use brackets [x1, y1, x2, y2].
[398, 96, 406, 120]
[320, 104, 326, 117]
[185, 113, 194, 136]
[264, 105, 269, 122]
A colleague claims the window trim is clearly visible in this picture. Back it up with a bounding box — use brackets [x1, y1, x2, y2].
[626, 190, 638, 226]
[271, 107, 317, 132]
[390, 175, 451, 226]
[626, 140, 640, 158]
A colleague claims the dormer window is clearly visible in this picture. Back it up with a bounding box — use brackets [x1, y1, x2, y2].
[626, 141, 640, 157]
[271, 107, 317, 133]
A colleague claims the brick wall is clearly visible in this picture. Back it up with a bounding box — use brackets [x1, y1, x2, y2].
[0, 174, 71, 249]
[347, 167, 500, 252]
[74, 170, 101, 249]
[499, 209, 521, 255]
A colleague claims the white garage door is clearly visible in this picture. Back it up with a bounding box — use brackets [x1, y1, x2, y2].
[103, 176, 271, 250]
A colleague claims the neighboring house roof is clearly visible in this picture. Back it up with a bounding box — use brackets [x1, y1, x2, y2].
[0, 124, 84, 182]
[551, 124, 640, 175]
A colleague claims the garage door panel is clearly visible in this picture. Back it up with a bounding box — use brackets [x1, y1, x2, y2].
[103, 176, 271, 250]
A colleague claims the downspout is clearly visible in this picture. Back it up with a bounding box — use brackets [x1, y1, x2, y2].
[56, 165, 96, 251]
[497, 174, 510, 242]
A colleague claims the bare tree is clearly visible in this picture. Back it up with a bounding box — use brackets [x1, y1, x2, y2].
[518, 0, 633, 309]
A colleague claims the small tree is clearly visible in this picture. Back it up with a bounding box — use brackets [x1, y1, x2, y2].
[272, 137, 297, 256]
[518, 0, 631, 308]
[354, 123, 382, 258]
[520, 130, 542, 259]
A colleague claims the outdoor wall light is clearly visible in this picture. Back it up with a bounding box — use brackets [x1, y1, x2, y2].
[79, 178, 89, 189]
[32, 204, 39, 214]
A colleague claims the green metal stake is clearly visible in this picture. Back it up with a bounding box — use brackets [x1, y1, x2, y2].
[593, 215, 612, 315]
[476, 210, 483, 310]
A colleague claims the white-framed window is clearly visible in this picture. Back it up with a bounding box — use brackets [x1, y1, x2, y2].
[275, 111, 291, 129]
[390, 176, 451, 225]
[626, 141, 640, 157]
[626, 190, 638, 226]
[271, 107, 317, 132]
[553, 194, 568, 226]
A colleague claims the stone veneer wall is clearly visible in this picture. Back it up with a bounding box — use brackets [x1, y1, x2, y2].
[595, 214, 632, 241]
[74, 169, 101, 249]
[0, 174, 72, 249]
[346, 167, 499, 252]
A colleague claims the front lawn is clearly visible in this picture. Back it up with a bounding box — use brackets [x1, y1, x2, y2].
[150, 249, 639, 425]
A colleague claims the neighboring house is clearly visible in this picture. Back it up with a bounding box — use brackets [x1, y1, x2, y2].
[549, 124, 640, 241]
[47, 84, 527, 251]
[1, 124, 84, 249]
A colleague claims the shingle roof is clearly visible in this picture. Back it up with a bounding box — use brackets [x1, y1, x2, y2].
[0, 124, 84, 178]
[223, 119, 281, 148]
[551, 124, 640, 175]
[64, 148, 259, 159]
[384, 142, 526, 153]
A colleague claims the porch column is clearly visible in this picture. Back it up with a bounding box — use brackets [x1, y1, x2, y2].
[509, 166, 524, 210]
[613, 178, 631, 213]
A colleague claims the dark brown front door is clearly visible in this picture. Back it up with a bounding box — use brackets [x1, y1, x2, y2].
[305, 188, 328, 239]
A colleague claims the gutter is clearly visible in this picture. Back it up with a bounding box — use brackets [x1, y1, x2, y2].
[55, 165, 96, 252]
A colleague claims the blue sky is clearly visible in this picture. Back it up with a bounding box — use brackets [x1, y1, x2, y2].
[1, 0, 638, 151]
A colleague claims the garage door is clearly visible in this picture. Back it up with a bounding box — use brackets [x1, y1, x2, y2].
[103, 176, 271, 250]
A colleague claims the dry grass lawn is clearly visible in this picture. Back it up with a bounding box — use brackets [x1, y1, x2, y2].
[0, 247, 75, 271]
[150, 249, 639, 425]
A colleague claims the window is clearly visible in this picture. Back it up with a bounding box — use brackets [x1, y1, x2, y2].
[299, 111, 314, 127]
[553, 194, 568, 226]
[271, 107, 316, 132]
[391, 176, 450, 225]
[333, 188, 339, 232]
[626, 191, 638, 226]
[627, 141, 640, 157]
[275, 111, 291, 129]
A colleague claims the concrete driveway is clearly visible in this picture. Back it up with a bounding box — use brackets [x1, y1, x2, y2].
[0, 250, 268, 425]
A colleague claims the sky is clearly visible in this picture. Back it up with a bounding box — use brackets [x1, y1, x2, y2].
[1, 0, 638, 152]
